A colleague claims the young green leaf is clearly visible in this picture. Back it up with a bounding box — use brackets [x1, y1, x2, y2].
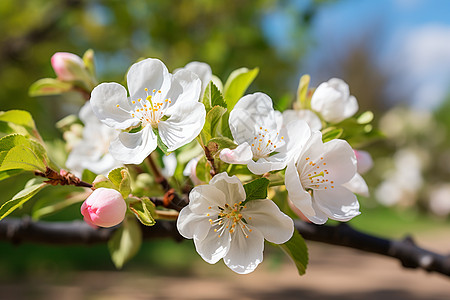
[0, 178, 47, 220]
[208, 137, 237, 150]
[297, 74, 311, 109]
[108, 217, 142, 269]
[223, 67, 259, 110]
[0, 144, 47, 172]
[201, 105, 227, 143]
[243, 177, 270, 201]
[0, 110, 36, 129]
[0, 134, 48, 167]
[202, 81, 227, 113]
[152, 128, 170, 155]
[322, 127, 344, 142]
[29, 78, 73, 97]
[129, 197, 156, 226]
[107, 167, 132, 198]
[0, 169, 23, 181]
[279, 230, 309, 275]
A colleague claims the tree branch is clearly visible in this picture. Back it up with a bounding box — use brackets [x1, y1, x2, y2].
[1, 217, 449, 277]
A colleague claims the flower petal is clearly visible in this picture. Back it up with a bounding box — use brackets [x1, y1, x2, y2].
[90, 83, 139, 129]
[109, 126, 157, 165]
[209, 173, 246, 205]
[283, 109, 322, 131]
[343, 95, 358, 119]
[194, 227, 231, 264]
[158, 101, 206, 152]
[243, 199, 294, 244]
[314, 186, 361, 222]
[321, 139, 357, 184]
[229, 93, 277, 144]
[219, 143, 253, 165]
[176, 206, 210, 241]
[127, 58, 172, 101]
[285, 160, 316, 216]
[189, 185, 226, 215]
[223, 226, 264, 274]
[178, 61, 212, 97]
[282, 119, 311, 162]
[164, 69, 202, 116]
[342, 173, 369, 197]
[247, 158, 286, 175]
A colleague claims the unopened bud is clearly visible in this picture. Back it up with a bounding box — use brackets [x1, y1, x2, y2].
[51, 52, 87, 82]
[81, 188, 127, 228]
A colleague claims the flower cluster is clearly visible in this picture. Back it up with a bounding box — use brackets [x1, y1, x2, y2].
[51, 54, 371, 274]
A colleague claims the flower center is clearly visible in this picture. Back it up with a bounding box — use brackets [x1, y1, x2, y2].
[207, 202, 253, 238]
[250, 126, 284, 159]
[300, 156, 335, 190]
[116, 88, 172, 128]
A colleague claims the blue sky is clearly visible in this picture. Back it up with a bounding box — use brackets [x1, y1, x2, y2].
[264, 0, 450, 110]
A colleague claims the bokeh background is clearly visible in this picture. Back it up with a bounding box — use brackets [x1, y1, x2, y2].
[1, 0, 450, 299]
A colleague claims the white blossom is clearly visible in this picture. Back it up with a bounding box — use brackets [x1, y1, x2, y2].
[66, 102, 123, 177]
[90, 58, 206, 165]
[177, 172, 294, 274]
[220, 92, 311, 175]
[285, 131, 360, 224]
[311, 78, 358, 123]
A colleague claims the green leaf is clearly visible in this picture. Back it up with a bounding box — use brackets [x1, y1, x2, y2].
[279, 230, 309, 275]
[0, 169, 23, 181]
[129, 197, 156, 226]
[152, 128, 170, 155]
[29, 78, 73, 97]
[0, 145, 46, 172]
[0, 178, 47, 220]
[107, 167, 132, 198]
[297, 74, 310, 109]
[201, 106, 227, 143]
[0, 134, 48, 168]
[243, 178, 270, 201]
[202, 81, 226, 112]
[0, 110, 36, 129]
[217, 111, 233, 139]
[108, 217, 142, 269]
[322, 127, 344, 142]
[208, 137, 237, 150]
[195, 156, 210, 183]
[93, 175, 116, 190]
[223, 67, 259, 110]
[83, 49, 96, 77]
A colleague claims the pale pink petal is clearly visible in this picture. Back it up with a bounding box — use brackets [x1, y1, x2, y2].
[314, 186, 360, 222]
[219, 143, 253, 165]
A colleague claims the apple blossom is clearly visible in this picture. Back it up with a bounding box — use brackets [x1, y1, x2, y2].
[90, 58, 206, 165]
[177, 172, 294, 274]
[66, 102, 123, 177]
[220, 92, 311, 175]
[81, 188, 127, 228]
[310, 78, 358, 123]
[285, 131, 360, 224]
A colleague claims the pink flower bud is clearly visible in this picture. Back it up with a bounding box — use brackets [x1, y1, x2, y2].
[81, 188, 127, 228]
[354, 150, 373, 174]
[51, 52, 85, 81]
